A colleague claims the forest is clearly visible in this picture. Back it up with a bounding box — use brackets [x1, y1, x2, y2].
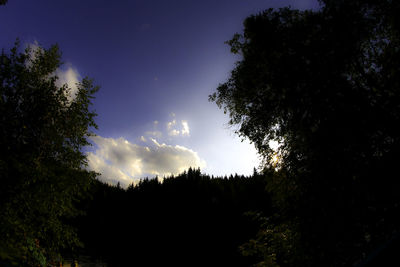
[1, 0, 400, 266]
[72, 168, 272, 266]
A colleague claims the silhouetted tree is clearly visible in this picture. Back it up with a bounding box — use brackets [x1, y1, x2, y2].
[0, 41, 98, 265]
[211, 0, 400, 266]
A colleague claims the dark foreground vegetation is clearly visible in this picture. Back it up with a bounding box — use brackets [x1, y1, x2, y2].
[209, 0, 400, 265]
[0, 41, 98, 266]
[1, 0, 400, 266]
[73, 168, 271, 266]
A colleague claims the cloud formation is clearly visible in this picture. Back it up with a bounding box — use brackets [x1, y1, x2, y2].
[55, 66, 81, 102]
[167, 119, 177, 130]
[87, 135, 206, 187]
[145, 130, 163, 138]
[27, 41, 81, 102]
[181, 120, 190, 136]
[166, 119, 190, 137]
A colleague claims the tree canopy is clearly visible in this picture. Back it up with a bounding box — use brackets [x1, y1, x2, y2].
[211, 0, 400, 173]
[211, 0, 400, 266]
[0, 41, 99, 265]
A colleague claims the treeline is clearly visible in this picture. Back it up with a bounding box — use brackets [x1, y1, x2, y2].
[72, 168, 272, 266]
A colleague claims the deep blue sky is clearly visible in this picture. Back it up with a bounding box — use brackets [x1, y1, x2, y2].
[1, 0, 319, 185]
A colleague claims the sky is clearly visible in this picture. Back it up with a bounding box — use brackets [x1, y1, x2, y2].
[0, 0, 319, 187]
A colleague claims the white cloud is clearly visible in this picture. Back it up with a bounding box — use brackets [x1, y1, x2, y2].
[167, 119, 176, 130]
[87, 152, 134, 187]
[181, 120, 190, 136]
[26, 41, 81, 103]
[55, 66, 81, 102]
[169, 129, 180, 136]
[166, 118, 190, 137]
[87, 135, 206, 187]
[26, 41, 41, 64]
[145, 130, 162, 139]
[167, 119, 179, 136]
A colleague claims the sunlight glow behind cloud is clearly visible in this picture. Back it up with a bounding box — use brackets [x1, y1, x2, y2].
[86, 111, 259, 186]
[87, 135, 206, 187]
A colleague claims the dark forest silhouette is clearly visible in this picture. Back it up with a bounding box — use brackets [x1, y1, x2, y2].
[71, 168, 271, 266]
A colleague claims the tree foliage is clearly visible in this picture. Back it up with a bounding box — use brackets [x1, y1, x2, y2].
[0, 41, 98, 265]
[211, 0, 400, 266]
